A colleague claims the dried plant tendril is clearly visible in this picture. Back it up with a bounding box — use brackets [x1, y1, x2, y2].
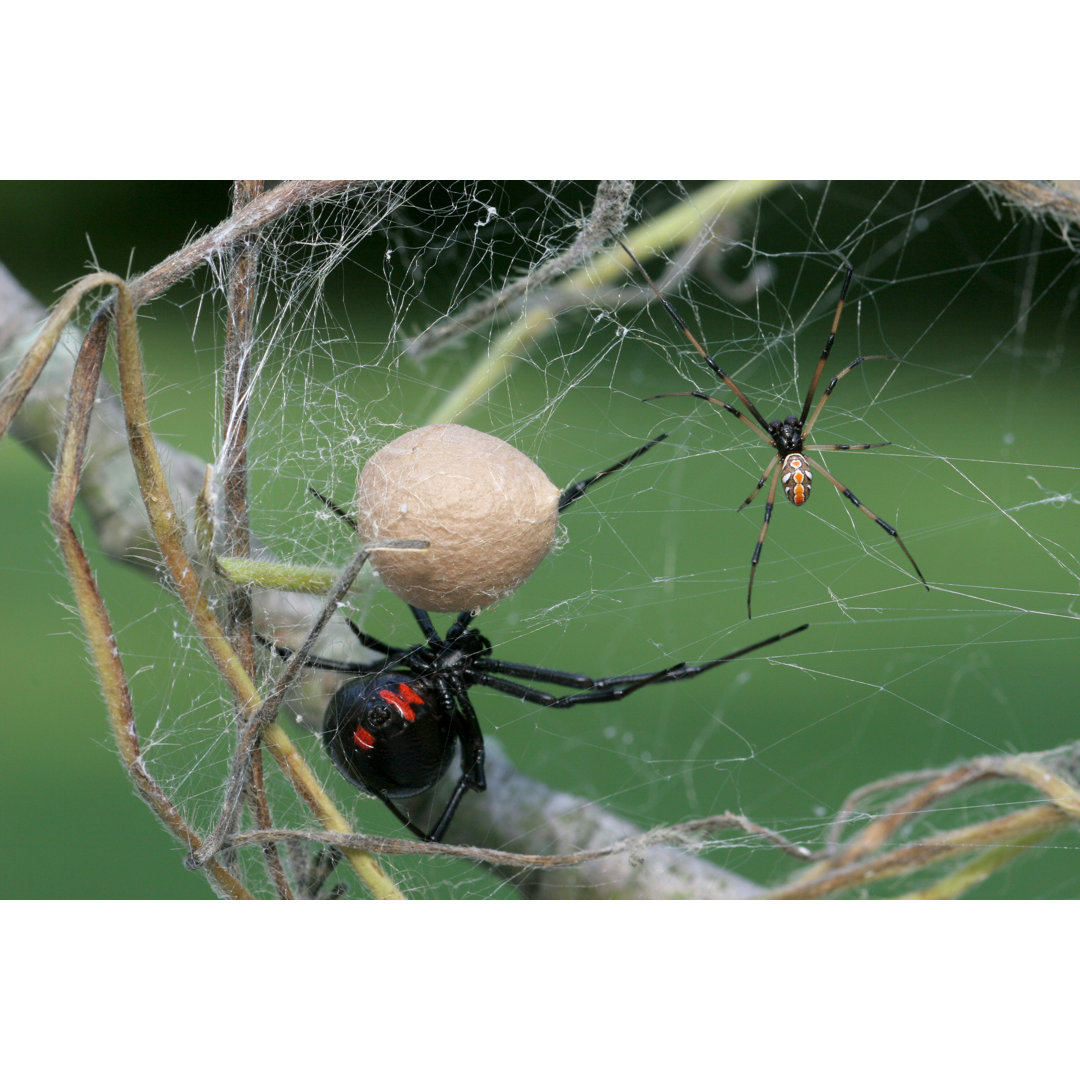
[355, 424, 563, 613]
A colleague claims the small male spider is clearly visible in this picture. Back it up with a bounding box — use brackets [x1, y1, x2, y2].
[262, 603, 808, 841]
[620, 240, 928, 617]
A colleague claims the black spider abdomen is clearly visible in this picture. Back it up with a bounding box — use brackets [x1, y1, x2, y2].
[322, 675, 456, 800]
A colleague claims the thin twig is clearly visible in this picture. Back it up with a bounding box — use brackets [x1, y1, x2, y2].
[824, 765, 958, 851]
[221, 809, 815, 870]
[47, 296, 252, 898]
[222, 180, 292, 897]
[767, 804, 1071, 900]
[982, 181, 1080, 243]
[405, 180, 635, 359]
[127, 181, 362, 308]
[778, 750, 1080, 899]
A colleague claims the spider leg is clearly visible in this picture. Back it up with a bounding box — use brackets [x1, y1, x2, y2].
[255, 628, 406, 674]
[797, 261, 853, 427]
[341, 617, 408, 659]
[408, 604, 439, 641]
[619, 239, 773, 434]
[471, 667, 687, 707]
[309, 485, 358, 531]
[418, 679, 487, 842]
[804, 442, 890, 452]
[470, 622, 808, 707]
[417, 777, 475, 843]
[448, 680, 487, 789]
[644, 391, 774, 445]
[378, 790, 453, 842]
[444, 609, 478, 644]
[802, 352, 876, 440]
[409, 605, 475, 646]
[557, 433, 669, 512]
[471, 672, 594, 704]
[747, 464, 782, 618]
[801, 455, 928, 589]
[473, 656, 601, 688]
[737, 456, 780, 512]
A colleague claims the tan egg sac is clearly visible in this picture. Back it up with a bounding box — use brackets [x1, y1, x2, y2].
[355, 424, 562, 613]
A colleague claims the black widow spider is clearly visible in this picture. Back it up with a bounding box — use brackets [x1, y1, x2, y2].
[262, 603, 808, 841]
[620, 240, 929, 617]
[261, 434, 809, 840]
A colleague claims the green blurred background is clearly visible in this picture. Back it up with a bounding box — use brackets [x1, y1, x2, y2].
[2, 181, 1078, 898]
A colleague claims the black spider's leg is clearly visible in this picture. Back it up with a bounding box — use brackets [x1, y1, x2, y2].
[618, 239, 773, 435]
[408, 605, 478, 648]
[340, 618, 409, 661]
[408, 605, 442, 645]
[471, 668, 679, 706]
[797, 261, 853, 428]
[378, 792, 440, 841]
[469, 623, 808, 707]
[420, 778, 475, 844]
[801, 454, 928, 589]
[448, 677, 487, 790]
[309, 485, 358, 531]
[418, 678, 488, 843]
[644, 390, 775, 445]
[472, 656, 607, 687]
[447, 610, 478, 642]
[557, 433, 669, 512]
[255, 630, 404, 675]
[804, 442, 890, 452]
[737, 456, 780, 512]
[746, 465, 782, 619]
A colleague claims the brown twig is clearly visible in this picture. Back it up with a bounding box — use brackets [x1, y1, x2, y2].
[222, 808, 815, 871]
[773, 750, 1080, 899]
[221, 180, 292, 898]
[768, 804, 1071, 900]
[47, 296, 252, 898]
[982, 181, 1080, 243]
[127, 181, 363, 308]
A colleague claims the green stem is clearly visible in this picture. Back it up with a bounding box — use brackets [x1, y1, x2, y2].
[217, 555, 371, 595]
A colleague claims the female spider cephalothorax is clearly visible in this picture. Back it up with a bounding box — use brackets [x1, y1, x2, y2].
[262, 604, 808, 841]
[620, 240, 929, 617]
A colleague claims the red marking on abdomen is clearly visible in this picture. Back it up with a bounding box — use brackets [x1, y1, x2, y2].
[378, 682, 425, 722]
[353, 726, 376, 750]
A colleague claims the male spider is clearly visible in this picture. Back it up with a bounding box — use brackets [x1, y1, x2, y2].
[620, 240, 928, 617]
[261, 604, 808, 841]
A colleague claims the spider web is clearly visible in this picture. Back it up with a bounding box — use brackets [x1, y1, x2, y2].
[7, 180, 1080, 899]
